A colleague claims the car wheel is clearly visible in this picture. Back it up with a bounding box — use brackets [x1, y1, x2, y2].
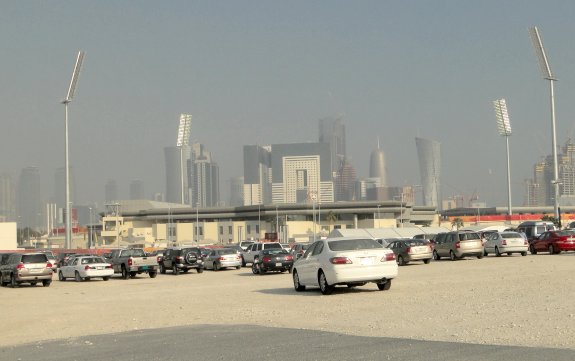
[102, 276, 110, 281]
[549, 245, 556, 254]
[495, 247, 502, 257]
[259, 266, 266, 275]
[10, 274, 18, 288]
[477, 254, 484, 259]
[433, 250, 440, 260]
[483, 249, 488, 256]
[149, 271, 157, 278]
[449, 251, 457, 261]
[213, 262, 220, 271]
[30, 282, 37, 286]
[251, 262, 259, 274]
[530, 245, 537, 255]
[235, 265, 241, 270]
[423, 259, 431, 264]
[75, 271, 83, 282]
[58, 271, 66, 281]
[397, 256, 406, 266]
[121, 266, 129, 280]
[241, 256, 246, 267]
[507, 252, 512, 256]
[197, 267, 204, 273]
[130, 272, 137, 279]
[173, 266, 179, 275]
[318, 271, 333, 295]
[521, 251, 527, 257]
[42, 280, 51, 287]
[377, 279, 392, 291]
[293, 270, 305, 292]
[159, 264, 166, 274]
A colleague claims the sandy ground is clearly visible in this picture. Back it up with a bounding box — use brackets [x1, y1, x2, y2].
[1, 253, 574, 349]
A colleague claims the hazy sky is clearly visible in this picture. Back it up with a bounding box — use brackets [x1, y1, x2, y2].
[2, 1, 575, 208]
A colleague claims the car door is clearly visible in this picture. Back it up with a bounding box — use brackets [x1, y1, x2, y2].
[296, 242, 319, 285]
[434, 234, 447, 256]
[534, 232, 547, 251]
[484, 233, 496, 253]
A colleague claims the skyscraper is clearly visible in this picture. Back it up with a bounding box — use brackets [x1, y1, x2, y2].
[243, 145, 272, 205]
[229, 176, 244, 206]
[319, 117, 346, 176]
[0, 173, 16, 222]
[415, 137, 441, 209]
[129, 179, 144, 200]
[164, 145, 192, 204]
[270, 143, 334, 204]
[335, 160, 357, 201]
[104, 179, 118, 203]
[190, 143, 219, 207]
[17, 167, 42, 230]
[369, 140, 387, 187]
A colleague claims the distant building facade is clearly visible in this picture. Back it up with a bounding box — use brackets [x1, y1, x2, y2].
[0, 173, 16, 222]
[129, 179, 144, 200]
[229, 176, 244, 207]
[190, 143, 219, 207]
[17, 167, 42, 230]
[319, 117, 346, 177]
[243, 145, 272, 206]
[164, 145, 192, 204]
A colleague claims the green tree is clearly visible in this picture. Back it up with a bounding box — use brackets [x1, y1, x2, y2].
[541, 215, 560, 227]
[451, 217, 464, 230]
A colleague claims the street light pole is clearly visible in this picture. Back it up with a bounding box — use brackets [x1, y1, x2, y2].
[529, 26, 560, 219]
[196, 202, 200, 244]
[493, 99, 513, 220]
[61, 51, 84, 250]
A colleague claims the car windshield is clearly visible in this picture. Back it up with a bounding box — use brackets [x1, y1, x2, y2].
[328, 238, 382, 251]
[125, 249, 146, 257]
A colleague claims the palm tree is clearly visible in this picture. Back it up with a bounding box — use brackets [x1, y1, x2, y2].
[451, 217, 464, 230]
[326, 211, 338, 232]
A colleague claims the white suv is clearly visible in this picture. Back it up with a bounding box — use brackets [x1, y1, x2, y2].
[242, 242, 283, 266]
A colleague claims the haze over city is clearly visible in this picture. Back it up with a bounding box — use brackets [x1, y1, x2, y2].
[3, 1, 575, 209]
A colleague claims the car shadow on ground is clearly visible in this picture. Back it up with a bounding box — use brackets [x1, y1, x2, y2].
[256, 285, 382, 296]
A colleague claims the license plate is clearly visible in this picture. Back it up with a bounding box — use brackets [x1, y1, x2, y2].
[275, 263, 282, 267]
[360, 258, 374, 265]
[30, 268, 42, 273]
[97, 266, 104, 270]
[141, 266, 148, 270]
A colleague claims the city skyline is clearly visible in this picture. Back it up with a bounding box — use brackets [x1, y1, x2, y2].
[2, 2, 575, 212]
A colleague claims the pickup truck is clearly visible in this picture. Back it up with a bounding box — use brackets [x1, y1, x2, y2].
[106, 248, 158, 279]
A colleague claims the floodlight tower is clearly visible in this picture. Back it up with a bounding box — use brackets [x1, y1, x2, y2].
[529, 26, 559, 219]
[176, 114, 192, 204]
[61, 51, 85, 249]
[493, 99, 513, 218]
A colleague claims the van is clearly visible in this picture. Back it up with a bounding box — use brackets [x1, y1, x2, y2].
[516, 221, 556, 242]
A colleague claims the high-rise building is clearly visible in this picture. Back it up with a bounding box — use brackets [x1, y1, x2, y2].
[243, 145, 272, 206]
[369, 141, 387, 187]
[0, 173, 16, 222]
[17, 167, 42, 230]
[104, 179, 118, 203]
[229, 176, 244, 206]
[129, 179, 144, 200]
[334, 160, 357, 201]
[190, 143, 219, 207]
[270, 143, 334, 204]
[164, 145, 192, 204]
[415, 137, 441, 209]
[319, 117, 346, 177]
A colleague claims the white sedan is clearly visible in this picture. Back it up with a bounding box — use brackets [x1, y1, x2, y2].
[291, 237, 398, 295]
[58, 256, 114, 282]
[483, 231, 529, 257]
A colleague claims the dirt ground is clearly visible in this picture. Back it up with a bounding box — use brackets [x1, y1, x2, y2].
[1, 253, 574, 349]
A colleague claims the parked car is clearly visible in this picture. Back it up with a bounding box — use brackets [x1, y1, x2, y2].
[292, 237, 398, 295]
[516, 221, 556, 242]
[387, 239, 433, 265]
[290, 242, 312, 260]
[483, 231, 528, 257]
[0, 253, 53, 287]
[252, 249, 294, 274]
[58, 256, 114, 282]
[38, 250, 58, 272]
[159, 247, 204, 274]
[530, 230, 575, 254]
[203, 248, 242, 271]
[107, 248, 159, 279]
[57, 252, 80, 267]
[432, 231, 484, 261]
[239, 241, 255, 251]
[241, 242, 283, 266]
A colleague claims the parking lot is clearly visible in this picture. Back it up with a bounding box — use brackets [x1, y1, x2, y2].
[1, 253, 574, 349]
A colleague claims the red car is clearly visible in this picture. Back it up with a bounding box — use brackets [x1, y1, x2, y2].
[530, 230, 575, 254]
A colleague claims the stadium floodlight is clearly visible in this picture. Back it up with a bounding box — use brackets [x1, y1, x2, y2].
[528, 26, 559, 220]
[493, 99, 513, 218]
[176, 114, 192, 204]
[61, 51, 85, 249]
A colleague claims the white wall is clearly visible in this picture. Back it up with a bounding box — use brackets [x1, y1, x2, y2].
[0, 222, 18, 250]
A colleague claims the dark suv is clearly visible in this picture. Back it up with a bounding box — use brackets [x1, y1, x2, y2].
[159, 247, 204, 275]
[0, 253, 53, 287]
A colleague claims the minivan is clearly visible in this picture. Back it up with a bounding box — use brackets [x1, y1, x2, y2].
[516, 221, 556, 242]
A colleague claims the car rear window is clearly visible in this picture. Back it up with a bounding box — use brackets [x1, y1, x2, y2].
[218, 249, 236, 255]
[555, 230, 575, 237]
[501, 232, 522, 239]
[21, 254, 48, 263]
[404, 240, 427, 246]
[328, 239, 382, 251]
[459, 233, 480, 241]
[263, 243, 282, 249]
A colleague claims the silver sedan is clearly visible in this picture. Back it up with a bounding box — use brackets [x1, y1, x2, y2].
[58, 256, 114, 282]
[204, 249, 242, 271]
